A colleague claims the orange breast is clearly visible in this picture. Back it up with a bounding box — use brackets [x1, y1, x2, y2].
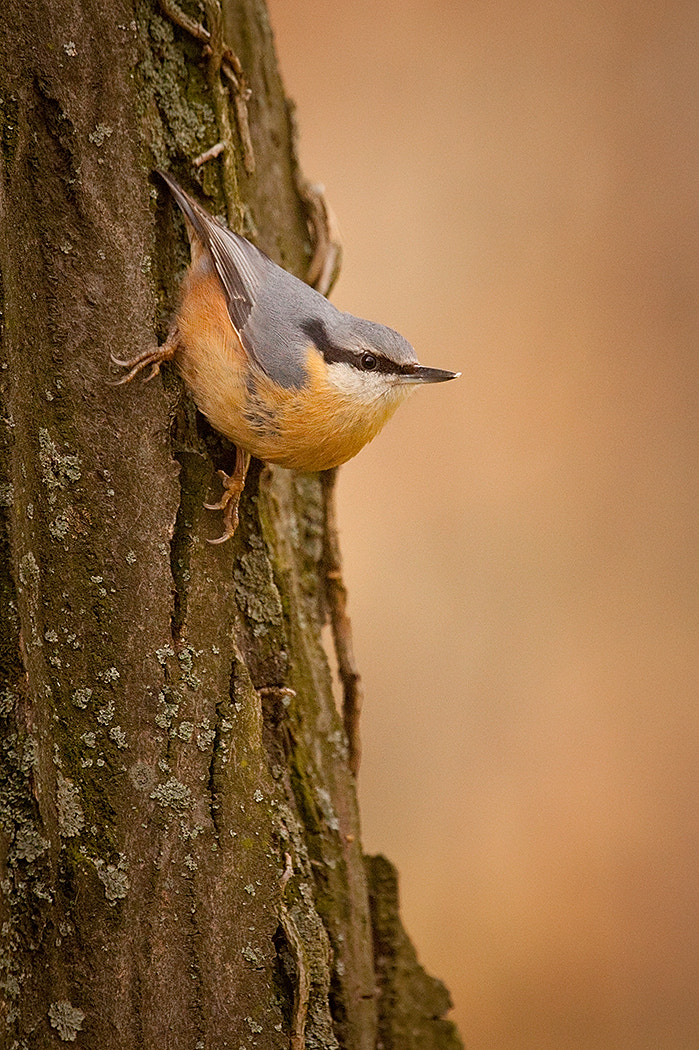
[175, 264, 250, 438]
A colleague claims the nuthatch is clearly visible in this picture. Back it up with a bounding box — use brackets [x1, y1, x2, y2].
[115, 171, 459, 541]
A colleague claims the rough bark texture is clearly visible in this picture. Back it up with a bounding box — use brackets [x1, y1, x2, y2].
[365, 857, 463, 1050]
[0, 1, 463, 1048]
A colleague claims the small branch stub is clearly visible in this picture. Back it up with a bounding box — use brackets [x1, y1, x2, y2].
[193, 141, 225, 167]
[158, 0, 256, 175]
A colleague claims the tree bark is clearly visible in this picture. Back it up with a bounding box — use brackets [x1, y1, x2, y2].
[0, 1, 463, 1047]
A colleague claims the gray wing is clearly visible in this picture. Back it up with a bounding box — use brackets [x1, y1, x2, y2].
[157, 169, 270, 334]
[158, 170, 337, 390]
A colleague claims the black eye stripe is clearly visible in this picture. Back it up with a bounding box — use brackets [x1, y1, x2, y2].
[300, 318, 414, 376]
[301, 318, 342, 358]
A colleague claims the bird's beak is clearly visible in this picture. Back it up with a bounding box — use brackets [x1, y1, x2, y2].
[399, 364, 461, 384]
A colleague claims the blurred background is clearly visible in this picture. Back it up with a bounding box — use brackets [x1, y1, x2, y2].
[266, 2, 698, 1047]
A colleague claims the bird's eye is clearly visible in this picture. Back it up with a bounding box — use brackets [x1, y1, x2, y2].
[360, 352, 378, 371]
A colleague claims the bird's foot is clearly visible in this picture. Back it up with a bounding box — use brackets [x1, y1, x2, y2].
[110, 328, 179, 384]
[205, 450, 251, 544]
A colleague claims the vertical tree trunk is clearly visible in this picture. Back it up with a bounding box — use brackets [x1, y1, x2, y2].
[0, 1, 463, 1047]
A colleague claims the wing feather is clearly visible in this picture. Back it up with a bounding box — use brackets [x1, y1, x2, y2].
[156, 170, 269, 335]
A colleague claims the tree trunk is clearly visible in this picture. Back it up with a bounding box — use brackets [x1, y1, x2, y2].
[0, 1, 463, 1047]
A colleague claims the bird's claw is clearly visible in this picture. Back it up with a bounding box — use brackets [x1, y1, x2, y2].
[109, 330, 179, 385]
[109, 352, 163, 385]
[203, 470, 234, 512]
[205, 454, 251, 545]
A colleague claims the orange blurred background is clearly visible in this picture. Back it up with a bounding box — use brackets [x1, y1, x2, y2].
[266, 2, 698, 1047]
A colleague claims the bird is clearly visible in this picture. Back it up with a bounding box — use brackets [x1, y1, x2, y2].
[113, 170, 459, 542]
